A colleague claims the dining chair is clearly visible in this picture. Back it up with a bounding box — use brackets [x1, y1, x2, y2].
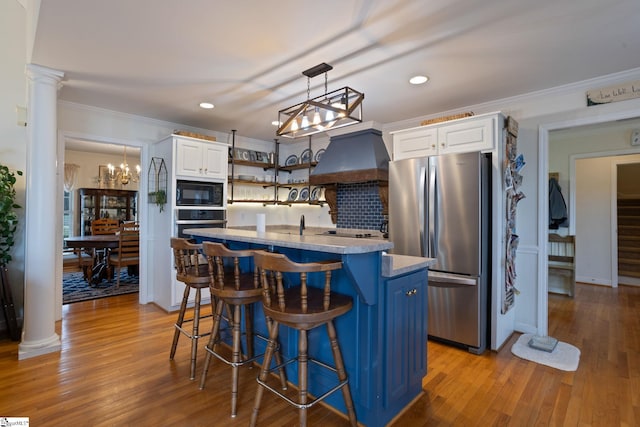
[107, 224, 139, 288]
[63, 248, 94, 281]
[91, 218, 120, 235]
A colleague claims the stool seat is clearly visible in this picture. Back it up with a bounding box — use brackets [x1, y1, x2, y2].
[263, 286, 352, 330]
[176, 264, 210, 287]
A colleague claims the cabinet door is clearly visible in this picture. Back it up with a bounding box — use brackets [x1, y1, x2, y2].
[438, 115, 494, 154]
[393, 127, 438, 160]
[175, 139, 204, 178]
[201, 143, 228, 180]
[385, 270, 428, 407]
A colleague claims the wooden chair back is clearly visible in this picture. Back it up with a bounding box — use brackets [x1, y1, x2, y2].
[91, 218, 120, 235]
[202, 242, 258, 292]
[113, 225, 139, 263]
[253, 251, 344, 315]
[170, 237, 209, 286]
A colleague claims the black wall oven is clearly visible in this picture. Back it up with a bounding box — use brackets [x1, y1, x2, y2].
[175, 209, 226, 238]
[176, 180, 224, 207]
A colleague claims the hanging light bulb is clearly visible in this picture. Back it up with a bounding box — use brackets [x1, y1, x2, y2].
[300, 111, 310, 129]
[312, 108, 322, 126]
[291, 118, 299, 132]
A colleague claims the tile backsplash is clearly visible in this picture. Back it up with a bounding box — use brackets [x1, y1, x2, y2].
[336, 182, 385, 230]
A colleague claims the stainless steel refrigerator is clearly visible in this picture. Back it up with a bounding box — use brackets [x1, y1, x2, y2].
[389, 151, 490, 354]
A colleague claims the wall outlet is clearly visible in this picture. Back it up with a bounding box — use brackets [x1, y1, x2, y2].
[632, 129, 640, 146]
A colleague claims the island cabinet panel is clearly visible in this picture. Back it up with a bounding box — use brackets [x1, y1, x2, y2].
[384, 270, 428, 408]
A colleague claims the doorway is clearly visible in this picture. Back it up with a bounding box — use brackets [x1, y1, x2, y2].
[616, 161, 640, 285]
[57, 132, 149, 316]
[540, 116, 640, 335]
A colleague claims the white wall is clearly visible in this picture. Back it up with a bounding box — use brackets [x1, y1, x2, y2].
[65, 149, 141, 191]
[0, 0, 28, 324]
[575, 157, 613, 285]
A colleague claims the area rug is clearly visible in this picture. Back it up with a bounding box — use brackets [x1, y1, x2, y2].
[511, 333, 580, 371]
[63, 271, 138, 304]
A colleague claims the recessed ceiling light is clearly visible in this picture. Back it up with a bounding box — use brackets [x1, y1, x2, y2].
[199, 102, 214, 109]
[409, 75, 429, 85]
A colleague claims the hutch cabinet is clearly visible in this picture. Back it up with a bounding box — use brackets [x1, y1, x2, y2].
[77, 188, 138, 235]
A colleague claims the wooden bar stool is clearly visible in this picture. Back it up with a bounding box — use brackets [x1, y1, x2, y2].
[250, 251, 357, 427]
[170, 237, 212, 380]
[199, 242, 287, 417]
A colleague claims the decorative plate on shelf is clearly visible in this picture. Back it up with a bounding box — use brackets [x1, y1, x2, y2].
[285, 154, 298, 166]
[299, 187, 309, 201]
[300, 148, 313, 164]
[314, 148, 326, 162]
[310, 186, 322, 201]
[287, 188, 298, 201]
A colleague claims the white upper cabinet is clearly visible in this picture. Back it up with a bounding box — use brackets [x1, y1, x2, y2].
[392, 113, 497, 160]
[175, 137, 228, 180]
[392, 127, 438, 160]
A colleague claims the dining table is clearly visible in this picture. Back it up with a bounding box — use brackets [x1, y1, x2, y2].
[64, 234, 120, 285]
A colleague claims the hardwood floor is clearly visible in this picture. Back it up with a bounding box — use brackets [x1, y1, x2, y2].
[0, 283, 638, 426]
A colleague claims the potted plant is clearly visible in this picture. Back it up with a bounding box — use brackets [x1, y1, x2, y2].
[149, 189, 166, 212]
[0, 163, 22, 340]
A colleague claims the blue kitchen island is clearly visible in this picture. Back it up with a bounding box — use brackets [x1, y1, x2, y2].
[187, 228, 433, 427]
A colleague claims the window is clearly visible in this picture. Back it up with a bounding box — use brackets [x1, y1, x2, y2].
[63, 190, 72, 247]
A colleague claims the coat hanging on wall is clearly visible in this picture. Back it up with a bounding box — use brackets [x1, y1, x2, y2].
[549, 177, 568, 229]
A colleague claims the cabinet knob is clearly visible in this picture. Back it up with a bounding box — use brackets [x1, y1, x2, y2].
[431, 144, 436, 149]
[406, 288, 417, 296]
[440, 143, 445, 148]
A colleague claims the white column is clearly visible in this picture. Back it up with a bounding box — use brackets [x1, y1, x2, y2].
[18, 64, 65, 360]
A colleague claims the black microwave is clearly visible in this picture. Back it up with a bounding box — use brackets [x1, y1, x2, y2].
[176, 180, 224, 207]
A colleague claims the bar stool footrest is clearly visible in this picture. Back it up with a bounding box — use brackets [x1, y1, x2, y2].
[204, 332, 271, 368]
[258, 356, 348, 410]
[174, 323, 212, 340]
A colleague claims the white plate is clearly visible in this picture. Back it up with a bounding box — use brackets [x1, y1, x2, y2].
[287, 188, 298, 201]
[314, 148, 326, 162]
[285, 154, 298, 166]
[299, 187, 309, 201]
[300, 148, 313, 164]
[310, 186, 322, 201]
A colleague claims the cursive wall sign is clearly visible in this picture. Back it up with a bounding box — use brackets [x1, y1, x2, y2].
[587, 80, 640, 106]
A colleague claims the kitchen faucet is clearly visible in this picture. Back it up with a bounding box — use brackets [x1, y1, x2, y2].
[300, 215, 305, 235]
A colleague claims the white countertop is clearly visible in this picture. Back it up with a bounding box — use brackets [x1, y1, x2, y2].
[381, 253, 435, 277]
[185, 227, 394, 254]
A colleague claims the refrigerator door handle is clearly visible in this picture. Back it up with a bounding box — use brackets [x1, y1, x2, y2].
[428, 160, 437, 258]
[419, 165, 427, 257]
[428, 271, 478, 287]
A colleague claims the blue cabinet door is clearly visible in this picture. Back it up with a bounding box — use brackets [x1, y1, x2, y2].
[385, 270, 428, 408]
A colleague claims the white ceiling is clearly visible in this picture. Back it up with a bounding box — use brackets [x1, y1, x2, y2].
[32, 0, 640, 143]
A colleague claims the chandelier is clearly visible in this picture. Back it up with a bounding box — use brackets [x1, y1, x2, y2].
[276, 63, 364, 138]
[107, 146, 140, 186]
